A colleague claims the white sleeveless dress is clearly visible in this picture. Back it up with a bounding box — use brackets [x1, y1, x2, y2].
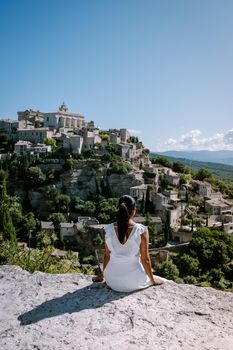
[103, 223, 164, 292]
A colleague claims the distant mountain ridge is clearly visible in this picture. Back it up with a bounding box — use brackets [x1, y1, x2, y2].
[153, 150, 233, 166]
[150, 151, 233, 179]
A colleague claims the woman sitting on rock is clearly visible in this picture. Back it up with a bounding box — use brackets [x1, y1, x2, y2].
[93, 194, 165, 292]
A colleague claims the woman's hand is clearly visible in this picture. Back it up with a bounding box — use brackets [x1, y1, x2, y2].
[151, 278, 164, 286]
[92, 274, 104, 282]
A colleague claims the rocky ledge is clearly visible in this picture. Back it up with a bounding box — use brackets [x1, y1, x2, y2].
[0, 265, 232, 350]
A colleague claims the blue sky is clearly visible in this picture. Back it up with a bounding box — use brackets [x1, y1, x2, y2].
[0, 0, 233, 151]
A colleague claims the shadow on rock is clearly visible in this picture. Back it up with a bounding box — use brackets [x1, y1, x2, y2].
[18, 282, 129, 325]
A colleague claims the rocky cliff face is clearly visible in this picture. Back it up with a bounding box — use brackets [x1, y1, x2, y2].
[11, 163, 145, 213]
[0, 265, 233, 350]
[60, 166, 144, 199]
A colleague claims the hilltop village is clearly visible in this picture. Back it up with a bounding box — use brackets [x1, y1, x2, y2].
[0, 104, 233, 279]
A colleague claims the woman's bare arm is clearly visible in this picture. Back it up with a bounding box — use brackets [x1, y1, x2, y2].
[92, 240, 110, 282]
[103, 240, 111, 271]
[140, 230, 163, 285]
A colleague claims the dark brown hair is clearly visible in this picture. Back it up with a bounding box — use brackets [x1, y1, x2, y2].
[117, 195, 136, 244]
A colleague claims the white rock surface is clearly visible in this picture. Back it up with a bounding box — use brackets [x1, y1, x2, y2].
[0, 265, 233, 350]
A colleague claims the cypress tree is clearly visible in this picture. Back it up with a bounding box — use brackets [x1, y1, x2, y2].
[0, 170, 17, 243]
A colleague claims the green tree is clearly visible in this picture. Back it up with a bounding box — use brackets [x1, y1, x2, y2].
[107, 161, 131, 175]
[55, 194, 71, 213]
[64, 158, 75, 171]
[0, 133, 13, 152]
[96, 197, 118, 223]
[44, 138, 57, 151]
[152, 156, 172, 168]
[0, 169, 7, 200]
[15, 212, 37, 242]
[176, 254, 200, 277]
[83, 201, 96, 216]
[99, 133, 109, 141]
[83, 149, 96, 159]
[70, 196, 85, 214]
[189, 228, 233, 273]
[48, 213, 65, 233]
[0, 170, 16, 243]
[127, 136, 139, 143]
[145, 186, 155, 214]
[143, 148, 150, 155]
[155, 260, 180, 281]
[172, 161, 190, 174]
[26, 166, 46, 187]
[194, 168, 213, 182]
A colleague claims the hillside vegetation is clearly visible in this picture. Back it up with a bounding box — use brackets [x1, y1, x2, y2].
[151, 152, 233, 179]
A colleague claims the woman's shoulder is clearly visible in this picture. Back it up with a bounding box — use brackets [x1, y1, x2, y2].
[104, 223, 114, 235]
[133, 222, 148, 234]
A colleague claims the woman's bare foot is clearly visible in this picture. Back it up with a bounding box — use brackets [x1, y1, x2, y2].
[92, 274, 104, 282]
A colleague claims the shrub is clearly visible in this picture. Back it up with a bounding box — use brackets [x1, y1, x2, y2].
[155, 260, 180, 281]
[183, 275, 198, 284]
[176, 254, 200, 277]
[0, 241, 80, 274]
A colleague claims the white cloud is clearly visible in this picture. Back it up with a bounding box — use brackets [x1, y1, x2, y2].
[128, 129, 142, 135]
[160, 128, 233, 151]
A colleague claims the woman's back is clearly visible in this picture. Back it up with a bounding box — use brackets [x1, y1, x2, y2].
[103, 222, 152, 292]
[105, 222, 145, 258]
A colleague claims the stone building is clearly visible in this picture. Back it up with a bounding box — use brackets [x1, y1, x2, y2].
[164, 169, 180, 186]
[14, 141, 52, 155]
[43, 103, 85, 130]
[17, 109, 44, 128]
[0, 119, 18, 134]
[81, 129, 101, 151]
[205, 198, 232, 216]
[17, 128, 53, 143]
[191, 180, 212, 198]
[130, 184, 148, 201]
[61, 134, 83, 153]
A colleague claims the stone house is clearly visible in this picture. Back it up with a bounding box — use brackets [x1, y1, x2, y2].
[40, 221, 55, 235]
[205, 198, 232, 216]
[0, 153, 11, 160]
[17, 127, 54, 144]
[153, 193, 169, 211]
[130, 184, 148, 201]
[30, 143, 52, 154]
[14, 141, 52, 155]
[109, 132, 121, 144]
[82, 130, 102, 151]
[120, 128, 130, 142]
[223, 223, 233, 235]
[107, 128, 130, 143]
[61, 133, 83, 153]
[161, 204, 181, 228]
[134, 215, 163, 233]
[14, 141, 32, 154]
[191, 180, 212, 198]
[51, 249, 79, 263]
[77, 217, 99, 226]
[206, 192, 222, 201]
[171, 230, 193, 243]
[59, 222, 81, 243]
[119, 143, 136, 161]
[0, 119, 18, 134]
[164, 169, 180, 186]
[17, 109, 44, 128]
[163, 190, 179, 201]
